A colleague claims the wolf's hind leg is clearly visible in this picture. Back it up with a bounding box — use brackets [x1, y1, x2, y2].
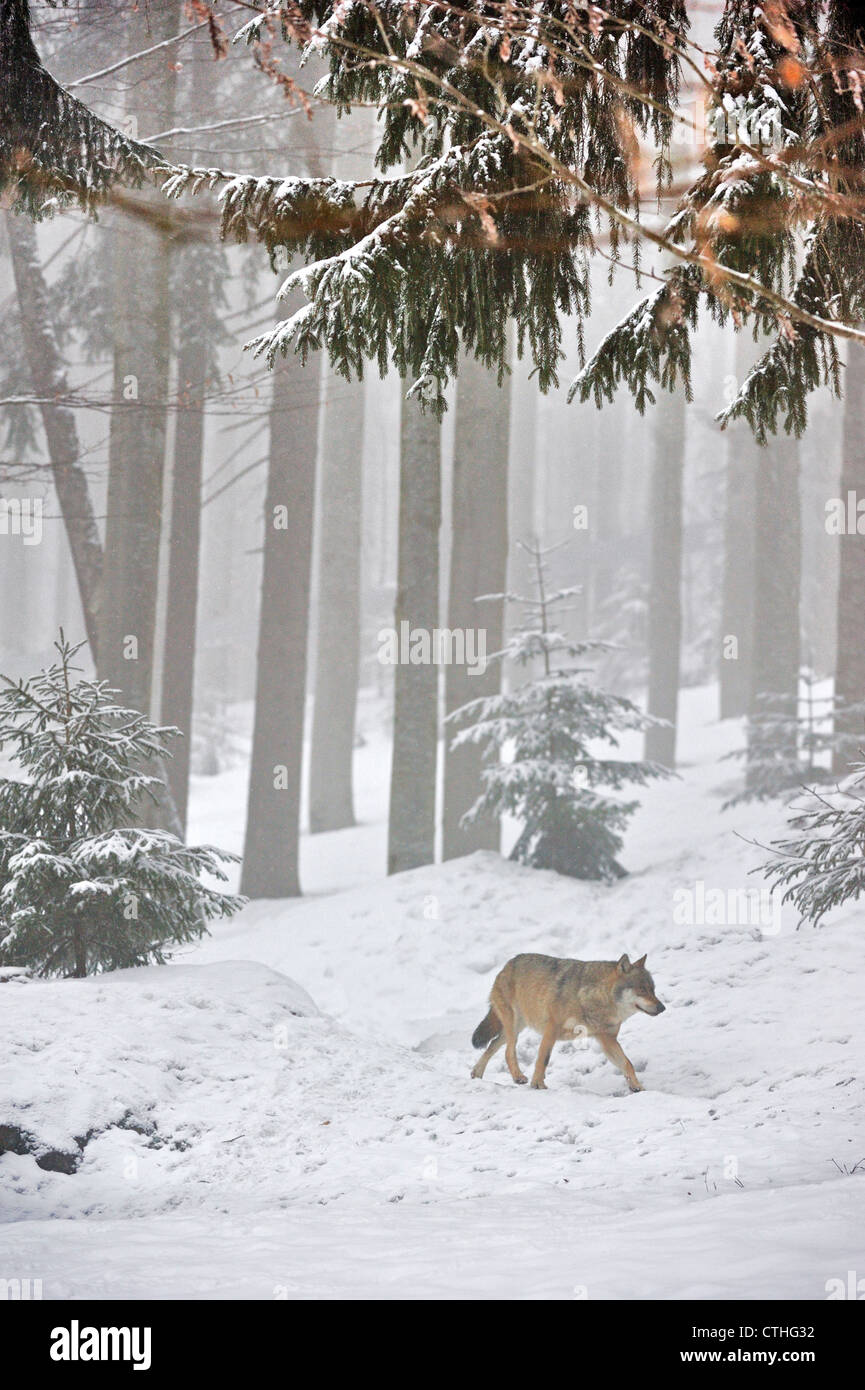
[530, 1021, 558, 1089]
[597, 1033, 643, 1092]
[471, 1032, 505, 1079]
[501, 1009, 527, 1085]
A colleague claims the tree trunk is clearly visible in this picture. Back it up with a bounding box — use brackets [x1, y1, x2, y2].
[308, 367, 365, 832]
[719, 334, 758, 718]
[442, 356, 509, 858]
[592, 400, 624, 613]
[72, 923, 87, 979]
[507, 352, 537, 565]
[240, 326, 320, 898]
[387, 388, 442, 874]
[833, 339, 865, 772]
[160, 269, 206, 833]
[159, 48, 221, 833]
[748, 436, 801, 779]
[97, 0, 181, 715]
[505, 352, 538, 690]
[644, 386, 686, 767]
[5, 212, 103, 657]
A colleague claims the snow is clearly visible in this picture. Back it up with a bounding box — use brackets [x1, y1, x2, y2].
[2, 686, 864, 1299]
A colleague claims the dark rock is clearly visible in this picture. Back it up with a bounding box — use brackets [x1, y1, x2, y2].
[0, 1122, 30, 1156]
[35, 1148, 80, 1175]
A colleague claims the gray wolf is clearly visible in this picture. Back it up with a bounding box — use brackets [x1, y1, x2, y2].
[471, 952, 665, 1091]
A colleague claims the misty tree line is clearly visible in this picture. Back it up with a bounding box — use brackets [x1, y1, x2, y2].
[1, 1, 865, 899]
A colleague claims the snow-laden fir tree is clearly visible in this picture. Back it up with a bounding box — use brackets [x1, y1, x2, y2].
[446, 542, 671, 882]
[759, 763, 865, 926]
[0, 635, 244, 977]
[8, 1, 865, 437]
[0, 0, 161, 218]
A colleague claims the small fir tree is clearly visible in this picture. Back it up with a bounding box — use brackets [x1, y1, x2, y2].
[447, 541, 671, 882]
[758, 762, 865, 926]
[0, 634, 244, 977]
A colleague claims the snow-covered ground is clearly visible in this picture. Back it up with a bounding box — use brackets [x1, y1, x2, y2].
[2, 687, 863, 1299]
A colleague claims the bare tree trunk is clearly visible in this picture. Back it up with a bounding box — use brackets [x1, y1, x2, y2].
[592, 402, 624, 612]
[308, 368, 365, 832]
[507, 354, 537, 561]
[442, 356, 509, 858]
[97, 0, 181, 715]
[241, 328, 320, 898]
[644, 386, 685, 767]
[160, 265, 206, 832]
[387, 388, 442, 875]
[833, 339, 865, 772]
[160, 47, 222, 833]
[825, 5, 865, 765]
[505, 352, 538, 691]
[719, 335, 758, 718]
[748, 436, 800, 780]
[5, 212, 103, 656]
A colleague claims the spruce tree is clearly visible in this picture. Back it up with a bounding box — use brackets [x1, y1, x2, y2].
[574, 1, 865, 439]
[447, 541, 670, 881]
[759, 763, 865, 926]
[8, 2, 865, 438]
[0, 0, 160, 217]
[0, 635, 243, 977]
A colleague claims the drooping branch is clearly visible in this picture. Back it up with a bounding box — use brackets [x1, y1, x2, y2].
[0, 0, 165, 216]
[9, 0, 865, 436]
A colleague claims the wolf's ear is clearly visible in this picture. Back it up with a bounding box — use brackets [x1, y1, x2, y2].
[634, 954, 647, 969]
[617, 954, 631, 973]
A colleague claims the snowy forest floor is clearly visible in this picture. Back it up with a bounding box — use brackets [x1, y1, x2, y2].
[2, 687, 864, 1299]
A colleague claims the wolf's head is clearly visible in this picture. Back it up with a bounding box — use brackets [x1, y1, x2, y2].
[615, 954, 665, 1017]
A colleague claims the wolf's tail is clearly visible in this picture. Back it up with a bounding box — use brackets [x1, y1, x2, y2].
[472, 1007, 502, 1049]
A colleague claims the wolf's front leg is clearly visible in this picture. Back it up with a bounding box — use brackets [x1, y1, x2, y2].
[530, 1021, 558, 1089]
[597, 1033, 643, 1092]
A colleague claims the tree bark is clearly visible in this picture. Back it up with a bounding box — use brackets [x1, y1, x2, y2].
[592, 400, 625, 614]
[159, 47, 222, 833]
[97, 0, 181, 715]
[719, 334, 758, 719]
[442, 355, 509, 858]
[387, 388, 442, 875]
[644, 385, 686, 767]
[748, 436, 800, 778]
[160, 262, 206, 832]
[5, 212, 103, 657]
[833, 339, 865, 772]
[507, 353, 537, 565]
[240, 327, 320, 898]
[308, 367, 365, 832]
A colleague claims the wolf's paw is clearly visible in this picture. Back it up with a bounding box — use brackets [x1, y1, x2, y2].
[512, 1073, 528, 1085]
[530, 1079, 548, 1090]
[628, 1080, 644, 1093]
[470, 1065, 484, 1080]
